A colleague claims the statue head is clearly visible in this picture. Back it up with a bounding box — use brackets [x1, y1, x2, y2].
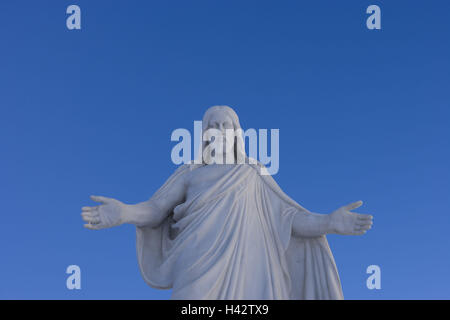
[200, 105, 246, 164]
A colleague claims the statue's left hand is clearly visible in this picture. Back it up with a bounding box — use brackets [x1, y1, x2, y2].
[329, 201, 373, 235]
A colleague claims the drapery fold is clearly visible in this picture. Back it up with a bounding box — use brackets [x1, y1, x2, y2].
[136, 164, 343, 299]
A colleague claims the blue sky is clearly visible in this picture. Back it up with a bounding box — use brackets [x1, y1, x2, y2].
[0, 0, 449, 299]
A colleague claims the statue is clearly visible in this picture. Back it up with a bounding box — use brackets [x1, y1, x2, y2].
[81, 105, 373, 299]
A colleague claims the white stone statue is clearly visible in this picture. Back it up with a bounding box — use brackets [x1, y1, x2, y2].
[81, 106, 373, 299]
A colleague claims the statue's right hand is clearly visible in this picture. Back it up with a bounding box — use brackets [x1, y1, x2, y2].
[81, 195, 125, 230]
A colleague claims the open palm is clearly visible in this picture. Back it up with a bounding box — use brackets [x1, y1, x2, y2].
[329, 201, 373, 235]
[81, 195, 125, 230]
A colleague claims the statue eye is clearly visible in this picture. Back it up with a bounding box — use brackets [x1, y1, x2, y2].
[209, 121, 220, 129]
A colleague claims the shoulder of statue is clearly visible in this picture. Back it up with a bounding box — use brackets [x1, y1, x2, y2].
[246, 158, 270, 176]
[175, 161, 205, 174]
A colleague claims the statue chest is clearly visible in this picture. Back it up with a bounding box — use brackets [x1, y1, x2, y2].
[185, 164, 238, 199]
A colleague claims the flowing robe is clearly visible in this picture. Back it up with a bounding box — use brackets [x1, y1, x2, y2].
[136, 163, 343, 299]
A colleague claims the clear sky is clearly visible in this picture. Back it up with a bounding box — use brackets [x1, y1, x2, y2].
[0, 0, 449, 299]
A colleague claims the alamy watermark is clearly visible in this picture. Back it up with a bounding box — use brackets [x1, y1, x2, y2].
[170, 121, 279, 175]
[66, 5, 381, 31]
[66, 5, 81, 30]
[366, 265, 381, 290]
[66, 265, 81, 290]
[366, 5, 381, 30]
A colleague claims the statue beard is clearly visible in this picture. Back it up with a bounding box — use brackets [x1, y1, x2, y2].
[202, 134, 247, 165]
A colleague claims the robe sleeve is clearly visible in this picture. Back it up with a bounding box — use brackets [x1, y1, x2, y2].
[253, 163, 344, 300]
[135, 164, 193, 289]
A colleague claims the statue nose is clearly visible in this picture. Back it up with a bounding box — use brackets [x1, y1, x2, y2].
[215, 123, 225, 133]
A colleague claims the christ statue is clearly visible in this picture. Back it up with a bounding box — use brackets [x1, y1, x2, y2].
[81, 105, 373, 299]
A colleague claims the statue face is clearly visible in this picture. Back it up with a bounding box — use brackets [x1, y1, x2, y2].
[206, 112, 234, 132]
[204, 110, 236, 160]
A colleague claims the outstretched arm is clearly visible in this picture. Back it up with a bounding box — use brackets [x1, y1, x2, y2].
[292, 201, 373, 237]
[81, 174, 187, 229]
